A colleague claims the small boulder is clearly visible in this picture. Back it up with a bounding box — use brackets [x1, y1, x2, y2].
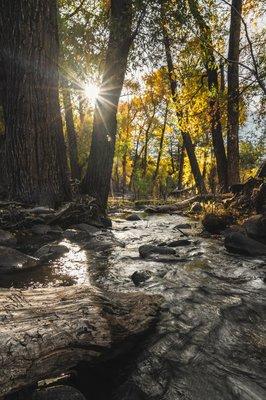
[131, 270, 152, 286]
[243, 214, 266, 244]
[190, 202, 203, 213]
[174, 223, 192, 230]
[0, 246, 38, 273]
[126, 213, 141, 221]
[139, 244, 176, 259]
[31, 224, 62, 235]
[75, 223, 102, 235]
[202, 213, 232, 234]
[26, 206, 55, 215]
[0, 229, 17, 247]
[224, 232, 266, 257]
[34, 242, 69, 262]
[32, 385, 86, 400]
[168, 239, 192, 247]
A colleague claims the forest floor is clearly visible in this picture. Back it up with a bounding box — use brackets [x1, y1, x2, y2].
[1, 198, 265, 400]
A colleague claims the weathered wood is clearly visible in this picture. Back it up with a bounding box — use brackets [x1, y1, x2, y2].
[0, 285, 161, 398]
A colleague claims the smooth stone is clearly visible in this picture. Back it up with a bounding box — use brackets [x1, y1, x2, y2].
[75, 223, 102, 235]
[224, 232, 266, 256]
[243, 214, 266, 243]
[31, 224, 62, 235]
[32, 385, 86, 400]
[131, 270, 152, 286]
[190, 202, 203, 213]
[64, 229, 90, 241]
[0, 229, 17, 247]
[202, 213, 232, 234]
[26, 206, 55, 215]
[174, 223, 192, 230]
[168, 239, 192, 247]
[0, 246, 39, 273]
[139, 244, 176, 259]
[34, 243, 69, 262]
[126, 213, 141, 221]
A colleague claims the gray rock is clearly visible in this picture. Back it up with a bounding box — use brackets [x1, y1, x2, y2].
[32, 385, 86, 400]
[168, 239, 192, 247]
[75, 223, 102, 235]
[126, 213, 141, 221]
[131, 270, 152, 286]
[0, 229, 17, 247]
[31, 224, 62, 235]
[34, 243, 69, 262]
[0, 246, 39, 273]
[243, 214, 266, 243]
[174, 223, 192, 230]
[202, 213, 232, 234]
[224, 232, 266, 256]
[26, 206, 55, 215]
[64, 229, 90, 241]
[139, 244, 176, 259]
[190, 202, 203, 213]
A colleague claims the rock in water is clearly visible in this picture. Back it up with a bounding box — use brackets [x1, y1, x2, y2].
[34, 242, 69, 262]
[202, 213, 231, 234]
[0, 246, 39, 273]
[190, 202, 203, 213]
[139, 244, 176, 258]
[224, 232, 266, 256]
[32, 386, 86, 400]
[243, 214, 266, 244]
[131, 270, 152, 286]
[126, 213, 142, 221]
[0, 229, 17, 247]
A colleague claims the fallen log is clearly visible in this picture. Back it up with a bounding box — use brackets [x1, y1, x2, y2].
[0, 285, 162, 398]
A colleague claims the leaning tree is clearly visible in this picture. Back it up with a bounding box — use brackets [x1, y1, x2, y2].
[0, 0, 71, 206]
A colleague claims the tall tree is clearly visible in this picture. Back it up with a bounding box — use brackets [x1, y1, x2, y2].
[188, 0, 228, 192]
[0, 0, 71, 206]
[81, 0, 133, 209]
[161, 12, 207, 194]
[62, 78, 81, 180]
[227, 0, 242, 186]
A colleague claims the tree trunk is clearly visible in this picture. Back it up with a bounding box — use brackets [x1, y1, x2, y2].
[177, 144, 185, 190]
[62, 79, 81, 180]
[227, 0, 242, 186]
[0, 0, 71, 206]
[161, 18, 207, 194]
[81, 0, 132, 210]
[188, 0, 228, 192]
[153, 103, 168, 182]
[0, 285, 161, 398]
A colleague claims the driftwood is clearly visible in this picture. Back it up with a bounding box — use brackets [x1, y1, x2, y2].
[0, 285, 161, 398]
[145, 194, 225, 214]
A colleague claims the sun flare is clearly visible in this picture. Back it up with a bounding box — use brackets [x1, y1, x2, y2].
[84, 83, 99, 103]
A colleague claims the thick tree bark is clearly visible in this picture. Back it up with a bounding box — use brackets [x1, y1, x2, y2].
[188, 0, 228, 192]
[0, 0, 71, 206]
[161, 19, 207, 194]
[227, 0, 242, 186]
[0, 285, 161, 398]
[62, 79, 81, 180]
[177, 144, 185, 190]
[81, 0, 132, 210]
[153, 104, 168, 182]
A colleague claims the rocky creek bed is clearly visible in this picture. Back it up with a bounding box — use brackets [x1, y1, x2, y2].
[0, 207, 266, 400]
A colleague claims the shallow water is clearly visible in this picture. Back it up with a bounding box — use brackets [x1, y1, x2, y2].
[1, 212, 266, 400]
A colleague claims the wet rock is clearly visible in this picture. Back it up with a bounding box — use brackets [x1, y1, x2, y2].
[202, 213, 232, 234]
[0, 229, 17, 247]
[26, 206, 55, 215]
[126, 213, 141, 221]
[139, 244, 176, 259]
[243, 214, 266, 244]
[190, 202, 203, 213]
[64, 229, 90, 242]
[0, 246, 38, 273]
[224, 232, 266, 256]
[34, 243, 69, 262]
[75, 223, 102, 235]
[131, 270, 152, 286]
[32, 385, 86, 400]
[174, 223, 192, 230]
[168, 239, 192, 247]
[31, 224, 62, 235]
